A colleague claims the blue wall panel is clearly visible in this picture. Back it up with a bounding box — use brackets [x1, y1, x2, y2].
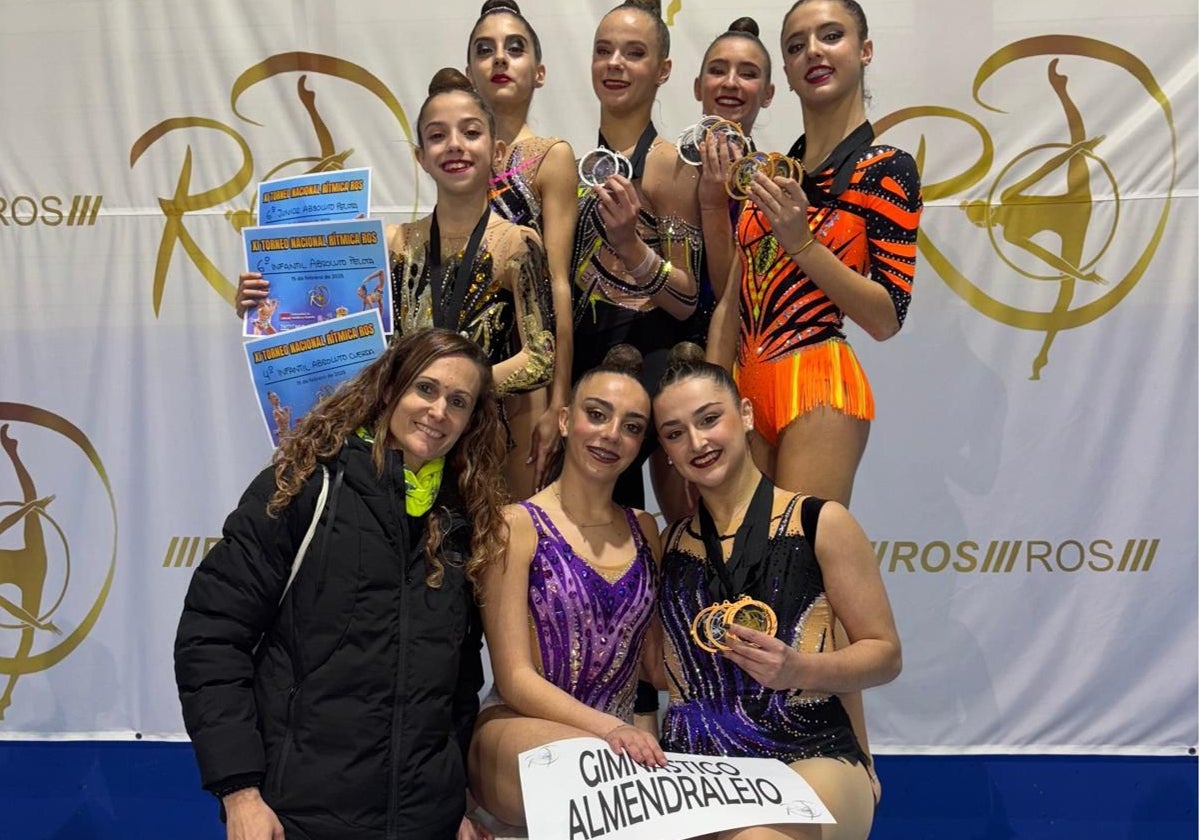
[0, 743, 1194, 839]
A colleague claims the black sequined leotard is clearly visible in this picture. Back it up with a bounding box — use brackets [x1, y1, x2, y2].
[658, 494, 868, 765]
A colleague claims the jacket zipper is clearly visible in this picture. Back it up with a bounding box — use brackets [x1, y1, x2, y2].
[267, 685, 300, 796]
[385, 462, 411, 840]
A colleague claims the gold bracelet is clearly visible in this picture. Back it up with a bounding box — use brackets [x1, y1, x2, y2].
[787, 236, 817, 261]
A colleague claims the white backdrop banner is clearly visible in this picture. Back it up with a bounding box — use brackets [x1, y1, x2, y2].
[0, 0, 1195, 754]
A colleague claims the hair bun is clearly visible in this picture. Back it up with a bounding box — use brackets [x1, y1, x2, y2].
[428, 67, 474, 97]
[666, 341, 706, 368]
[623, 0, 662, 17]
[480, 0, 522, 14]
[728, 16, 759, 37]
[602, 344, 645, 377]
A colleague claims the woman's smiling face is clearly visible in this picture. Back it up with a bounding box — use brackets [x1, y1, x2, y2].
[591, 8, 670, 115]
[781, 0, 872, 110]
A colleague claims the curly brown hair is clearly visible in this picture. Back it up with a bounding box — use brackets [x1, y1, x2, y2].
[267, 327, 509, 588]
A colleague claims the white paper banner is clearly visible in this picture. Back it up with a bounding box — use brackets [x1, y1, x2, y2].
[518, 738, 833, 840]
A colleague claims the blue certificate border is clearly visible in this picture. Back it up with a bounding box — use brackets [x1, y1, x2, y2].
[244, 310, 387, 448]
[242, 218, 392, 337]
[256, 167, 371, 225]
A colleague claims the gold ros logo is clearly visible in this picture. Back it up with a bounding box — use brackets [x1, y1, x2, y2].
[0, 404, 117, 722]
[876, 36, 1177, 380]
[129, 52, 417, 316]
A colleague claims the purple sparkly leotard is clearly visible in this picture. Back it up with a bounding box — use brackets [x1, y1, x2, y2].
[521, 500, 657, 722]
[659, 494, 867, 766]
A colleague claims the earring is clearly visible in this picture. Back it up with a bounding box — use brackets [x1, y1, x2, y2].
[667, 458, 674, 465]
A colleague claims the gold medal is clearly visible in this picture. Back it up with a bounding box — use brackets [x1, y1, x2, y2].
[690, 602, 729, 653]
[726, 153, 766, 200]
[723, 595, 778, 638]
[703, 119, 749, 157]
[765, 151, 802, 182]
[691, 595, 777, 652]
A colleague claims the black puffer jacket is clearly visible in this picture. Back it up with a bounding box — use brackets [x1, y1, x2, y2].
[174, 436, 483, 840]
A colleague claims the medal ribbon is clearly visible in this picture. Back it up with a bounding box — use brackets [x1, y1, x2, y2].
[427, 205, 491, 330]
[696, 474, 774, 603]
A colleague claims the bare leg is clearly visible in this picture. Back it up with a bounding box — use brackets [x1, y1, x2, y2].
[748, 430, 777, 481]
[469, 706, 596, 827]
[771, 406, 869, 507]
[714, 758, 874, 840]
[633, 710, 659, 736]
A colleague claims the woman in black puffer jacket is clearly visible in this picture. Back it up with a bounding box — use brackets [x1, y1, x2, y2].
[175, 328, 508, 840]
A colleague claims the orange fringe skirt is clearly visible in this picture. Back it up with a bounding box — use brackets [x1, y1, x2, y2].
[734, 338, 875, 447]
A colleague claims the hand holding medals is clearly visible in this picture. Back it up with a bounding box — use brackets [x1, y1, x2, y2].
[693, 476, 780, 654]
[691, 594, 778, 653]
[677, 115, 749, 166]
[727, 152, 803, 201]
[578, 147, 634, 188]
[674, 115, 803, 201]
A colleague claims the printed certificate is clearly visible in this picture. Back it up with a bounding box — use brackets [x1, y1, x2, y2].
[244, 310, 386, 448]
[241, 218, 391, 337]
[256, 167, 371, 225]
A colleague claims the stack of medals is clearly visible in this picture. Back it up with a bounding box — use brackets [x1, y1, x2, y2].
[675, 114, 803, 200]
[726, 152, 803, 200]
[677, 115, 749, 166]
[690, 594, 778, 653]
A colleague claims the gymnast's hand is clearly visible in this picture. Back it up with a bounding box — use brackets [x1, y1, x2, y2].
[603, 722, 668, 768]
[593, 175, 643, 261]
[527, 405, 563, 491]
[722, 625, 802, 691]
[747, 171, 813, 258]
[697, 133, 738, 211]
[236, 271, 271, 318]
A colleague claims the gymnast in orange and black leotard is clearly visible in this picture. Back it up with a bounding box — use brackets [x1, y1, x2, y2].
[699, 2, 920, 816]
[735, 121, 920, 448]
[707, 0, 922, 510]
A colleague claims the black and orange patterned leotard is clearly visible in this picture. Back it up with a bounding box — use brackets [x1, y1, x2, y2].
[734, 122, 922, 445]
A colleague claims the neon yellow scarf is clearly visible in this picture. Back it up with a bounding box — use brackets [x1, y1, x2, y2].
[403, 457, 444, 517]
[355, 427, 444, 516]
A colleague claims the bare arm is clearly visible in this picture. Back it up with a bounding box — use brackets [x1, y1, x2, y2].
[597, 145, 702, 321]
[704, 258, 742, 371]
[534, 140, 579, 410]
[724, 502, 901, 693]
[696, 135, 739, 301]
[747, 173, 901, 339]
[491, 227, 555, 395]
[637, 514, 672, 692]
[527, 141, 580, 486]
